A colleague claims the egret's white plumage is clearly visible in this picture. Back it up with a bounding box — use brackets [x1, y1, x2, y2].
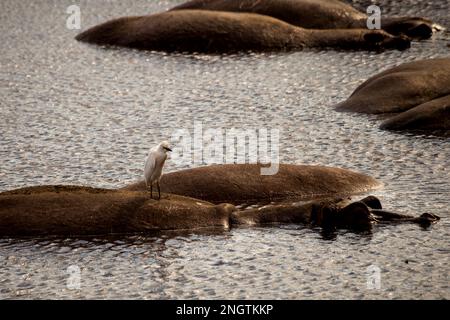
[144, 141, 172, 199]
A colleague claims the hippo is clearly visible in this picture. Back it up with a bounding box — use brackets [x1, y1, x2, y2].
[170, 0, 437, 39]
[123, 163, 382, 204]
[334, 58, 450, 132]
[380, 94, 450, 131]
[0, 185, 234, 236]
[232, 195, 440, 231]
[0, 186, 438, 237]
[75, 10, 410, 52]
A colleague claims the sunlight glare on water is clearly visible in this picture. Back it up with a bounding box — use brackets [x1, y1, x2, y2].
[0, 0, 449, 299]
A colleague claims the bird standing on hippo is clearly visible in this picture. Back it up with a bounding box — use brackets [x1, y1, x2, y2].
[144, 141, 172, 200]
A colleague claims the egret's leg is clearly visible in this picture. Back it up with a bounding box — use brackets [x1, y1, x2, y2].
[150, 184, 153, 199]
[157, 181, 161, 200]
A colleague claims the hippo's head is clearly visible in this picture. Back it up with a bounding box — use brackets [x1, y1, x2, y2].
[381, 17, 435, 40]
[309, 28, 411, 52]
[311, 204, 338, 230]
[362, 30, 411, 51]
[415, 212, 441, 228]
[337, 201, 375, 231]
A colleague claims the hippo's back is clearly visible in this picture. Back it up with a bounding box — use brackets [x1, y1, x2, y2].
[75, 10, 304, 52]
[124, 164, 381, 204]
[170, 0, 366, 29]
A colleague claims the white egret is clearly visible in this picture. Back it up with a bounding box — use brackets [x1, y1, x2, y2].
[144, 141, 172, 199]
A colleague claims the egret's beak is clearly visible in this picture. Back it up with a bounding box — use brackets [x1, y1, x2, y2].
[164, 147, 172, 152]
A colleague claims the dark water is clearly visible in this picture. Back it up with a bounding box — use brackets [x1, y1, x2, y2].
[0, 0, 449, 299]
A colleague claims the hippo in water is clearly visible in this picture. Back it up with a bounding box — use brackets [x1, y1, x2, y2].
[0, 186, 439, 237]
[380, 95, 450, 131]
[75, 10, 410, 52]
[232, 195, 440, 231]
[0, 163, 440, 237]
[1, 164, 381, 236]
[334, 58, 450, 132]
[170, 0, 438, 40]
[123, 163, 382, 204]
[0, 165, 440, 237]
[0, 185, 235, 236]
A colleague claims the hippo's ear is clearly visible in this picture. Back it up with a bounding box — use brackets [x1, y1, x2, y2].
[363, 31, 386, 43]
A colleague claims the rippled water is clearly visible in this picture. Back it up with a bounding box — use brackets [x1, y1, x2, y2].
[0, 0, 449, 299]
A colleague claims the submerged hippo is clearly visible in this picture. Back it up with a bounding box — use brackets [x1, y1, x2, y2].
[0, 185, 234, 236]
[124, 164, 382, 204]
[334, 58, 450, 132]
[0, 186, 438, 237]
[170, 0, 437, 39]
[379, 93, 450, 131]
[0, 164, 385, 236]
[232, 195, 440, 231]
[75, 10, 410, 52]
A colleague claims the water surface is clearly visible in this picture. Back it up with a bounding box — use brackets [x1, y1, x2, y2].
[0, 0, 449, 299]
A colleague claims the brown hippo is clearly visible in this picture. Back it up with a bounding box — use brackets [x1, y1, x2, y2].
[75, 10, 410, 52]
[380, 94, 450, 131]
[170, 0, 437, 39]
[334, 58, 450, 132]
[231, 195, 440, 231]
[0, 185, 234, 236]
[123, 164, 382, 204]
[0, 186, 438, 236]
